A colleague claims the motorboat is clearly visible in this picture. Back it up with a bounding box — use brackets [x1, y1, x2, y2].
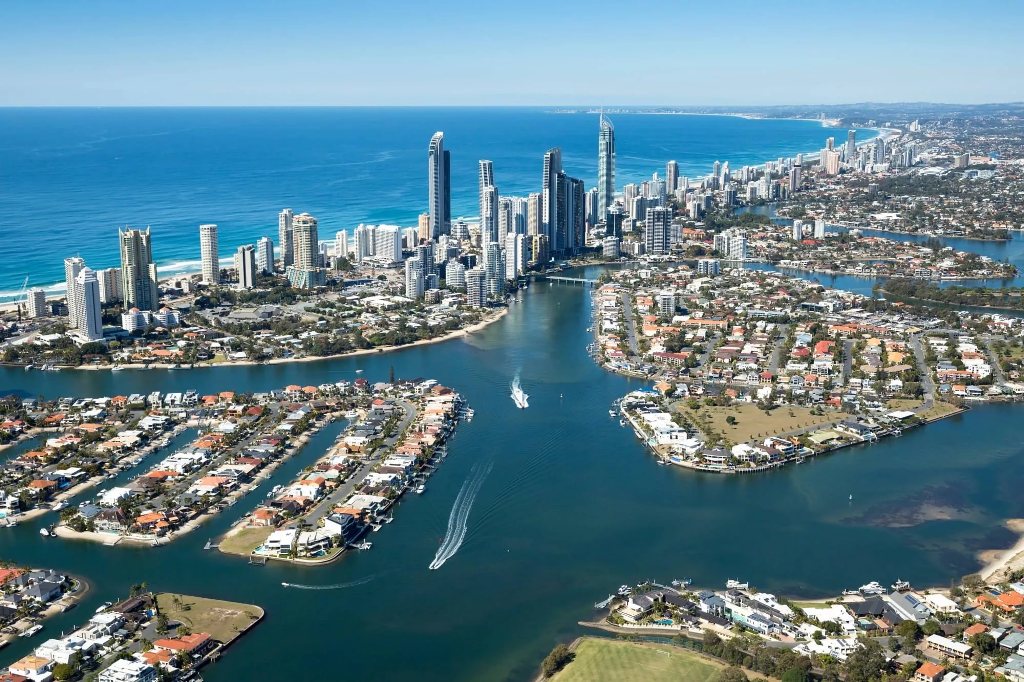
[726, 579, 749, 590]
[38, 528, 50, 537]
[858, 581, 885, 595]
[891, 579, 911, 592]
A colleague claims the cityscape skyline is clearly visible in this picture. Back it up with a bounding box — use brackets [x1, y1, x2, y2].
[1, 1, 1022, 106]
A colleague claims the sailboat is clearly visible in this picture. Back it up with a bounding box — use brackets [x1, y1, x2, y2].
[510, 375, 529, 409]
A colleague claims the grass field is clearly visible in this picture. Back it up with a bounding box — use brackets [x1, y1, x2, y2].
[217, 526, 272, 556]
[552, 638, 726, 682]
[679, 402, 848, 444]
[157, 593, 264, 644]
[885, 398, 962, 421]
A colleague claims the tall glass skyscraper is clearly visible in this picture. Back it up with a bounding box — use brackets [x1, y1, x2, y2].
[597, 114, 615, 220]
[428, 132, 451, 239]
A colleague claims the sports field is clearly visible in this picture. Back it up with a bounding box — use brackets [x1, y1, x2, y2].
[552, 638, 725, 682]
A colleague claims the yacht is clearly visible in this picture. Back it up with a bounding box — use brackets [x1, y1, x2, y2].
[617, 585, 632, 596]
[20, 624, 42, 638]
[858, 581, 885, 595]
[726, 579, 749, 590]
[891, 579, 911, 592]
[510, 376, 529, 409]
[38, 528, 50, 537]
[415, 484, 425, 494]
[95, 601, 113, 613]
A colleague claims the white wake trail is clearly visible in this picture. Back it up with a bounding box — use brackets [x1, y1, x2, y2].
[429, 461, 493, 570]
[281, 575, 376, 590]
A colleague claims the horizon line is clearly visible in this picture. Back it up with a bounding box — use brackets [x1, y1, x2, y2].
[0, 101, 1022, 110]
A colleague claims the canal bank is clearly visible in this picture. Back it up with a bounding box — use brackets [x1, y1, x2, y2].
[2, 267, 1024, 681]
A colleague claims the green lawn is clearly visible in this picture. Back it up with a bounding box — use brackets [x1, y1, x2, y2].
[552, 638, 725, 682]
[217, 526, 273, 556]
[156, 593, 263, 644]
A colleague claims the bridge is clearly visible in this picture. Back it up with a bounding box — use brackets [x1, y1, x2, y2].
[546, 276, 599, 286]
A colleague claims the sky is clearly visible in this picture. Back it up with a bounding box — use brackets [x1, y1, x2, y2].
[2, 0, 1022, 106]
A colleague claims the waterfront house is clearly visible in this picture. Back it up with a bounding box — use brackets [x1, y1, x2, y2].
[97, 658, 157, 682]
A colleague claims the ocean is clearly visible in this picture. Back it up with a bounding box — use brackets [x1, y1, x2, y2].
[0, 107, 855, 298]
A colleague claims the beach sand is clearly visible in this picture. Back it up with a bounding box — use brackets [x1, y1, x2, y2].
[978, 518, 1024, 582]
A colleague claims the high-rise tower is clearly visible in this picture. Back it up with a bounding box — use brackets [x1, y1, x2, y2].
[199, 223, 219, 284]
[598, 114, 615, 220]
[119, 227, 159, 311]
[278, 208, 294, 269]
[428, 132, 451, 239]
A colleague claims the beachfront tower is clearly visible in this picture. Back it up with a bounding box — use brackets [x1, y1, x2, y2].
[75, 267, 103, 341]
[199, 223, 219, 284]
[286, 213, 326, 289]
[598, 114, 615, 219]
[666, 160, 679, 194]
[63, 256, 85, 330]
[542, 148, 562, 246]
[428, 132, 451, 239]
[278, 208, 294, 269]
[119, 227, 159, 311]
[256, 236, 274, 274]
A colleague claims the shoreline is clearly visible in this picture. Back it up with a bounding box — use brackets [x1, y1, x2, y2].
[12, 308, 508, 373]
[977, 518, 1024, 583]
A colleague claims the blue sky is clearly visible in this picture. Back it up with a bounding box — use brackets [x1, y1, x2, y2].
[2, 0, 1022, 106]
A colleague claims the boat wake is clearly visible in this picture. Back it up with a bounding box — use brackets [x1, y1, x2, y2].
[510, 373, 529, 409]
[429, 460, 493, 570]
[281, 575, 376, 590]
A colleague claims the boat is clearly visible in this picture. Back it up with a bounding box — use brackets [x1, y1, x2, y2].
[842, 589, 860, 596]
[510, 375, 529, 409]
[858, 581, 885, 595]
[20, 624, 42, 638]
[51, 501, 66, 512]
[608, 410, 616, 417]
[95, 601, 112, 613]
[39, 528, 50, 537]
[849, 494, 853, 501]
[415, 485, 425, 494]
[5, 518, 18, 528]
[726, 579, 749, 590]
[619, 419, 626, 427]
[111, 366, 125, 372]
[356, 541, 372, 550]
[891, 579, 911, 592]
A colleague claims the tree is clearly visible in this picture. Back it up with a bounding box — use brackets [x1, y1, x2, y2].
[922, 619, 941, 636]
[715, 666, 748, 682]
[970, 633, 997, 654]
[781, 668, 808, 682]
[844, 639, 886, 682]
[541, 643, 574, 678]
[52, 663, 76, 681]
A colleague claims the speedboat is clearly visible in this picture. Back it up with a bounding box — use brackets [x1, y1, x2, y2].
[38, 528, 50, 537]
[859, 581, 885, 595]
[510, 376, 529, 409]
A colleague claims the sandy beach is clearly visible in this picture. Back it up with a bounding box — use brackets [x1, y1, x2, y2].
[978, 518, 1024, 582]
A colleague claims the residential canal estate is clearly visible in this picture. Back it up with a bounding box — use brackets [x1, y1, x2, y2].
[3, 268, 1024, 680]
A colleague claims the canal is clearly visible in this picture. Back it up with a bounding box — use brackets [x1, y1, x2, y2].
[2, 267, 1024, 680]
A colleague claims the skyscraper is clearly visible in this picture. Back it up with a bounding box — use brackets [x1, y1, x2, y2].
[374, 225, 402, 263]
[606, 205, 624, 240]
[405, 256, 424, 299]
[75, 267, 103, 341]
[287, 213, 325, 288]
[234, 245, 257, 290]
[666, 160, 679, 194]
[481, 185, 499, 248]
[542, 148, 562, 244]
[278, 209, 294, 269]
[563, 175, 585, 254]
[644, 206, 672, 256]
[846, 129, 857, 160]
[478, 159, 494, 225]
[64, 257, 85, 330]
[97, 267, 121, 304]
[428, 132, 451, 239]
[256, 237, 274, 274]
[527, 193, 541, 236]
[199, 223, 219, 284]
[119, 227, 159, 311]
[335, 230, 348, 262]
[597, 114, 615, 219]
[465, 267, 486, 308]
[585, 187, 599, 227]
[27, 289, 47, 318]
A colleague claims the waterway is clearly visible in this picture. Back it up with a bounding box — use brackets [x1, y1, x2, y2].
[2, 270, 1023, 680]
[739, 204, 1024, 297]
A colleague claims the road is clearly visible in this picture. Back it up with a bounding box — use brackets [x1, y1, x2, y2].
[766, 324, 791, 374]
[296, 399, 417, 527]
[841, 339, 854, 386]
[619, 291, 639, 357]
[909, 334, 936, 408]
[980, 336, 1007, 385]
